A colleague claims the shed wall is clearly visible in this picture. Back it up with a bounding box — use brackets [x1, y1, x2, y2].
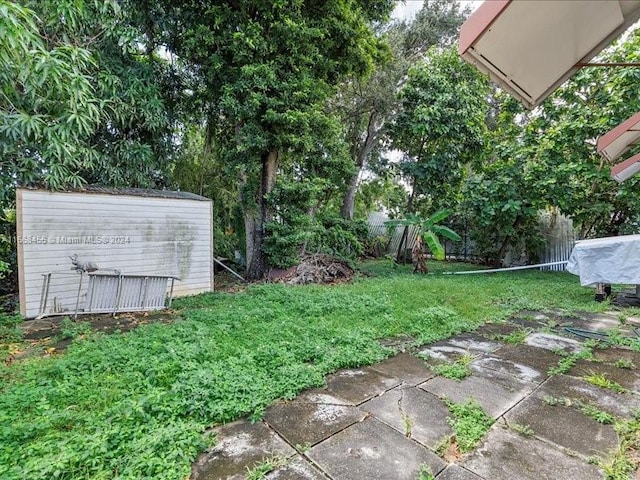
[17, 189, 213, 318]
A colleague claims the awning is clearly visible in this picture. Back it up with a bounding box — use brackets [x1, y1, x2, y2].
[597, 111, 640, 161]
[597, 111, 640, 182]
[611, 152, 640, 182]
[459, 0, 640, 109]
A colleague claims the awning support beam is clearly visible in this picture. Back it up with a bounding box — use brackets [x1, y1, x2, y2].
[577, 62, 640, 67]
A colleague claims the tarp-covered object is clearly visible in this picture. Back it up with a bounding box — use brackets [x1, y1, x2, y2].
[567, 234, 640, 286]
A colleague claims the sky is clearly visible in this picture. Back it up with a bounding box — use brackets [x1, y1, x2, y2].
[392, 0, 483, 21]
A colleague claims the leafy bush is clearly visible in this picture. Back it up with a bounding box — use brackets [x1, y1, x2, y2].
[306, 215, 368, 261]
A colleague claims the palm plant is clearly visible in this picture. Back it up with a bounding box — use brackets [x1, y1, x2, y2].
[385, 209, 461, 272]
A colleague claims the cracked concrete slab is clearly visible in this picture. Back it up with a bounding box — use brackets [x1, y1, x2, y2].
[191, 420, 296, 480]
[577, 312, 627, 332]
[504, 393, 618, 459]
[489, 343, 560, 378]
[473, 355, 545, 384]
[536, 374, 640, 419]
[417, 334, 501, 363]
[308, 417, 446, 480]
[288, 389, 353, 406]
[361, 386, 453, 450]
[264, 455, 327, 480]
[368, 353, 435, 386]
[264, 400, 366, 447]
[569, 359, 640, 394]
[593, 346, 640, 367]
[462, 426, 603, 480]
[324, 366, 401, 405]
[435, 465, 483, 480]
[473, 322, 521, 339]
[419, 364, 537, 419]
[524, 332, 585, 354]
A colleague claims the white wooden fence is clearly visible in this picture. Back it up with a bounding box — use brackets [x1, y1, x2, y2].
[367, 210, 576, 269]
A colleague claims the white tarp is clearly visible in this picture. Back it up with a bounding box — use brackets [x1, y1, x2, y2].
[566, 234, 640, 286]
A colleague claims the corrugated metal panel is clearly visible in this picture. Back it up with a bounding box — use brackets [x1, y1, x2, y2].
[17, 189, 213, 318]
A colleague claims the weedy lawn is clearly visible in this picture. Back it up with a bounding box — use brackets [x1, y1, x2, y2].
[0, 260, 606, 479]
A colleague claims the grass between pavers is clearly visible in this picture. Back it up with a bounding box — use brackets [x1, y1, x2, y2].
[0, 261, 608, 479]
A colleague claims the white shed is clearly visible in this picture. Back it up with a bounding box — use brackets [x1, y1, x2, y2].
[16, 187, 213, 318]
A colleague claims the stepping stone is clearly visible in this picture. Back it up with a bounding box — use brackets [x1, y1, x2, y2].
[289, 389, 353, 406]
[264, 455, 326, 480]
[462, 426, 603, 480]
[536, 374, 640, 420]
[435, 465, 483, 480]
[577, 312, 626, 332]
[418, 334, 501, 363]
[419, 364, 537, 419]
[191, 420, 295, 480]
[264, 400, 366, 447]
[569, 359, 640, 394]
[324, 366, 401, 405]
[361, 386, 453, 450]
[504, 393, 618, 459]
[473, 322, 521, 339]
[509, 312, 553, 329]
[524, 332, 584, 354]
[473, 355, 545, 384]
[368, 353, 435, 386]
[593, 346, 640, 367]
[490, 343, 561, 378]
[308, 417, 446, 480]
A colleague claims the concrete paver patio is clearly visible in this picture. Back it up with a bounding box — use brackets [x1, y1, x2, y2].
[191, 311, 640, 480]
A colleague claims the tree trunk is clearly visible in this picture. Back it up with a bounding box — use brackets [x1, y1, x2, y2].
[395, 176, 417, 263]
[340, 172, 360, 220]
[340, 111, 379, 220]
[245, 150, 278, 280]
[494, 215, 522, 268]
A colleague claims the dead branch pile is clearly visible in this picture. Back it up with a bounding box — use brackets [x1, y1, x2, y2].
[276, 254, 355, 285]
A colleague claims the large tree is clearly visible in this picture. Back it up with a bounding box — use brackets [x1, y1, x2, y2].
[0, 0, 172, 204]
[336, 0, 467, 219]
[137, 0, 393, 279]
[520, 29, 640, 238]
[390, 46, 489, 214]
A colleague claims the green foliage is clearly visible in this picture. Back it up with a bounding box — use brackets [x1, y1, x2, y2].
[386, 209, 461, 262]
[547, 345, 595, 376]
[0, 208, 16, 290]
[58, 318, 91, 341]
[134, 0, 394, 279]
[246, 456, 289, 480]
[417, 464, 434, 480]
[390, 46, 489, 214]
[308, 215, 368, 260]
[510, 423, 534, 437]
[1, 0, 172, 200]
[600, 417, 640, 479]
[0, 312, 22, 343]
[583, 371, 627, 394]
[579, 403, 614, 425]
[445, 398, 493, 453]
[430, 353, 473, 380]
[493, 328, 532, 345]
[0, 264, 604, 478]
[614, 358, 635, 370]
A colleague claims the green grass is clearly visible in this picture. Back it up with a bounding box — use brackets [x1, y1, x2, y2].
[493, 327, 532, 345]
[445, 398, 494, 452]
[0, 261, 606, 479]
[583, 371, 627, 394]
[431, 352, 474, 380]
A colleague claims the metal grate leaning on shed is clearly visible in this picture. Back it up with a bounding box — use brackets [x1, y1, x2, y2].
[38, 271, 178, 318]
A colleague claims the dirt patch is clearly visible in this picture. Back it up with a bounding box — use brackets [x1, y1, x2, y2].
[7, 310, 177, 362]
[268, 255, 355, 285]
